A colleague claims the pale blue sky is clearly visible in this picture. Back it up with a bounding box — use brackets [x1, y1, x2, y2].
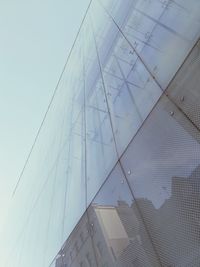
[0, 0, 90, 233]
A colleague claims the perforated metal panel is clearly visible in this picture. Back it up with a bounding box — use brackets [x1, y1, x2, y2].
[87, 163, 161, 267]
[120, 95, 200, 267]
[3, 1, 200, 267]
[167, 39, 200, 130]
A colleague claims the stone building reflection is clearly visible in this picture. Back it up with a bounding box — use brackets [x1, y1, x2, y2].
[54, 165, 200, 267]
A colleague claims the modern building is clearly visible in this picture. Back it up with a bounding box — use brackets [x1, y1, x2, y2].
[3, 0, 200, 266]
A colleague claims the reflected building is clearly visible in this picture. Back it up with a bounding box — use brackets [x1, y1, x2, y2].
[57, 165, 200, 267]
[3, 0, 200, 267]
[89, 201, 158, 267]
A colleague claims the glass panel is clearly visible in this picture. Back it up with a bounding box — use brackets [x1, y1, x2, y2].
[49, 213, 98, 267]
[63, 107, 86, 243]
[3, 32, 87, 267]
[83, 19, 118, 205]
[4, 1, 200, 267]
[167, 40, 200, 130]
[90, 1, 162, 156]
[99, 0, 200, 89]
[120, 95, 200, 266]
[87, 163, 161, 267]
[46, 142, 70, 254]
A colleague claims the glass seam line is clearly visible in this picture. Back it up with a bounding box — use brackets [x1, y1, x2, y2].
[7, 103, 87, 265]
[82, 36, 89, 214]
[89, 11, 163, 266]
[6, 0, 94, 262]
[113, 54, 144, 122]
[82, 28, 99, 266]
[51, 33, 200, 266]
[44, 108, 67, 267]
[88, 14, 114, 267]
[12, 0, 94, 197]
[61, 93, 76, 245]
[89, 12, 120, 158]
[98, 0, 200, 95]
[11, 1, 200, 265]
[118, 159, 163, 267]
[47, 40, 200, 265]
[97, 0, 163, 91]
[69, 32, 200, 245]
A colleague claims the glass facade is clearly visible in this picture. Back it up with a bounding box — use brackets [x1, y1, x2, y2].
[2, 0, 200, 266]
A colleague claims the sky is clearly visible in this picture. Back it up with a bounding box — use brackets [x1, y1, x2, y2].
[0, 0, 90, 234]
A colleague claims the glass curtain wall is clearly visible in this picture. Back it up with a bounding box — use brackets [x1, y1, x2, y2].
[2, 0, 200, 267]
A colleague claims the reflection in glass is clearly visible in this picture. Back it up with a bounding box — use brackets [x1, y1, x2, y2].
[88, 164, 160, 267]
[83, 20, 118, 205]
[100, 0, 200, 89]
[167, 40, 200, 130]
[3, 1, 200, 267]
[120, 95, 200, 266]
[90, 1, 162, 156]
[49, 214, 97, 267]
